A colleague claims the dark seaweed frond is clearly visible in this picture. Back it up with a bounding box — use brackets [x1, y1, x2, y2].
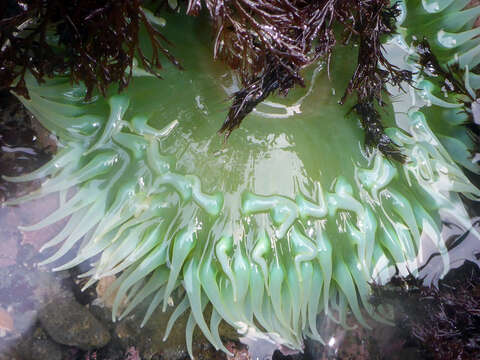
[414, 39, 480, 143]
[189, 0, 413, 158]
[415, 39, 473, 99]
[2, 0, 415, 158]
[351, 102, 406, 162]
[341, 1, 413, 161]
[218, 62, 297, 139]
[0, 0, 180, 100]
[340, 1, 411, 104]
[371, 261, 480, 360]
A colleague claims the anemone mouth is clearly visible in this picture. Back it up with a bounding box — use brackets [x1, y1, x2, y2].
[4, 1, 480, 358]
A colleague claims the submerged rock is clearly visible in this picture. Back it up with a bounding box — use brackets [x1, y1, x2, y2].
[16, 327, 63, 360]
[38, 296, 110, 351]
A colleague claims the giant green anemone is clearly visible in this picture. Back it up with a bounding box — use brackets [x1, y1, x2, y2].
[401, 0, 480, 174]
[4, 0, 480, 357]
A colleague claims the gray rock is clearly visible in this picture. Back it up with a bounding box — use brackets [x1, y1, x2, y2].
[38, 296, 111, 350]
[16, 327, 63, 360]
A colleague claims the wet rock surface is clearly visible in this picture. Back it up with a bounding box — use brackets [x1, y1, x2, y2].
[38, 295, 111, 351]
[16, 327, 63, 360]
[88, 294, 239, 360]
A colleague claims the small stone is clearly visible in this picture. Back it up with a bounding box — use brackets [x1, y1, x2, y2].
[38, 296, 111, 350]
[16, 327, 63, 360]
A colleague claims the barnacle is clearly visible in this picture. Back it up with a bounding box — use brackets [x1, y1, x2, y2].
[3, 1, 480, 358]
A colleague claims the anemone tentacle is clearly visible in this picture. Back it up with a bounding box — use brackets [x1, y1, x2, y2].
[400, 0, 480, 173]
[4, 6, 480, 358]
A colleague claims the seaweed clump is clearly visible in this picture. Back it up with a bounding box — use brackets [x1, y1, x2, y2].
[371, 261, 480, 360]
[0, 0, 180, 100]
[190, 0, 413, 159]
[1, 0, 413, 159]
